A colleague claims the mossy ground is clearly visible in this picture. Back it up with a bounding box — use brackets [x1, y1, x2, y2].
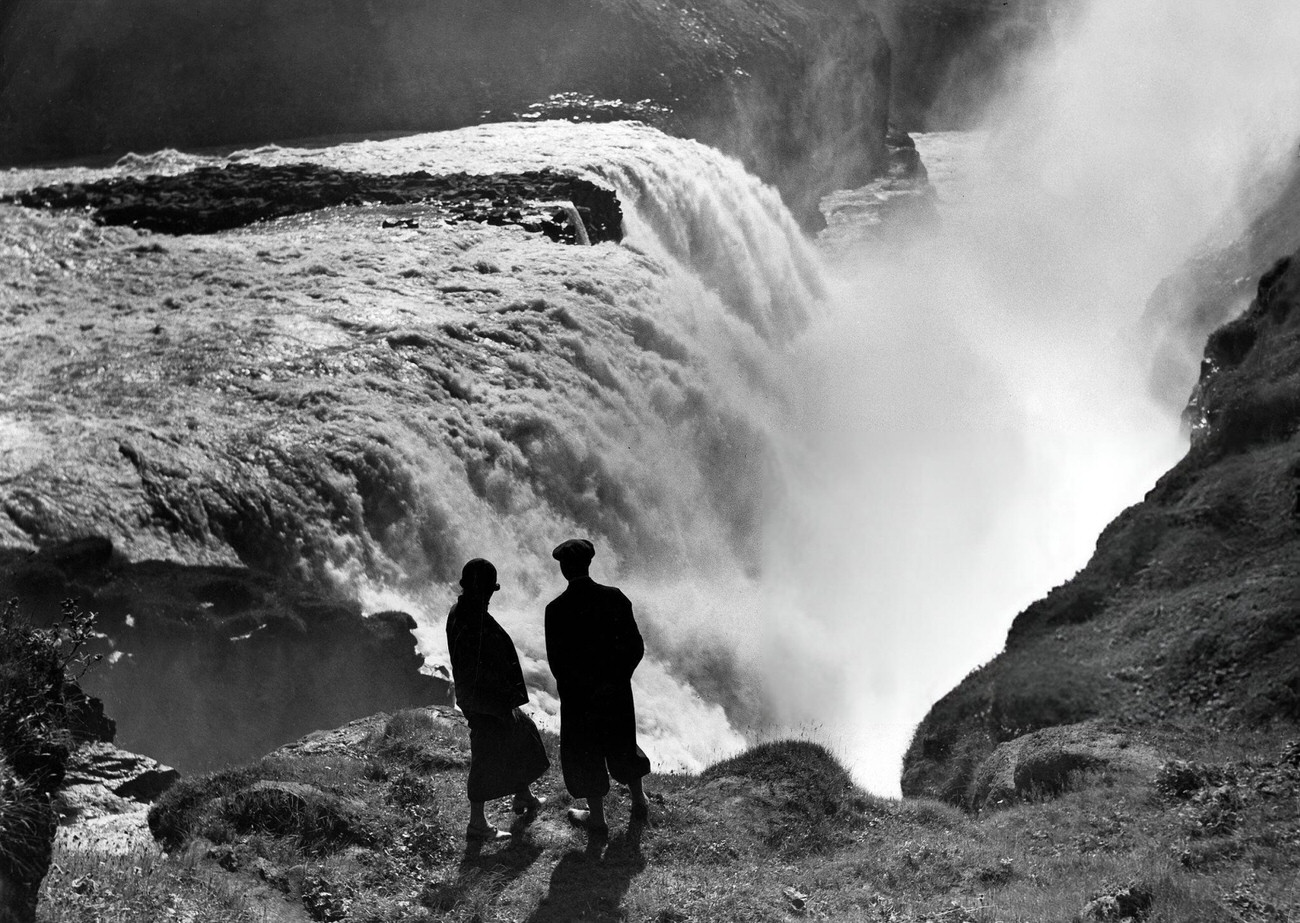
[35, 708, 1300, 923]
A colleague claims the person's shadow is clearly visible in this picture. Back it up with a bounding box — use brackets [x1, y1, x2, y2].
[525, 820, 648, 923]
[422, 838, 544, 915]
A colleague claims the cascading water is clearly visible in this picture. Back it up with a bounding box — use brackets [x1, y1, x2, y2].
[190, 122, 838, 771]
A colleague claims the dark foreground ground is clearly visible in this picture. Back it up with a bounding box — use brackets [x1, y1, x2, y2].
[38, 707, 1300, 923]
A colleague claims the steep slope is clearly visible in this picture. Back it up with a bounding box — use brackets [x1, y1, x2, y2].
[903, 248, 1300, 804]
[1141, 158, 1300, 411]
[0, 0, 889, 226]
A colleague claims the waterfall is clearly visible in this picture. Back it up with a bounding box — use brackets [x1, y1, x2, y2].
[202, 122, 835, 771]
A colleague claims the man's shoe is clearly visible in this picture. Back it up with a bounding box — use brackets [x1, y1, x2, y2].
[512, 792, 547, 816]
[466, 822, 512, 843]
[566, 808, 609, 836]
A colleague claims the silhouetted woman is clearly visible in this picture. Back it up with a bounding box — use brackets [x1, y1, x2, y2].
[446, 558, 548, 843]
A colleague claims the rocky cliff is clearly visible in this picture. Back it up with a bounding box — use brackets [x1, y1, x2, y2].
[903, 246, 1300, 804]
[0, 0, 889, 226]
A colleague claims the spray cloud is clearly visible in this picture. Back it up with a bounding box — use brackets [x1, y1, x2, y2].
[761, 0, 1300, 794]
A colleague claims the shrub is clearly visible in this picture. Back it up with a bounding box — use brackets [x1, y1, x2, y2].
[702, 741, 860, 853]
[1154, 760, 1227, 800]
[366, 709, 466, 774]
[376, 709, 438, 743]
[148, 764, 267, 850]
[0, 597, 98, 922]
[1209, 381, 1300, 452]
[1, 598, 98, 784]
[223, 781, 375, 853]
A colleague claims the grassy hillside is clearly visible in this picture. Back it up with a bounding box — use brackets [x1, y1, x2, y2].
[37, 707, 1300, 922]
[903, 247, 1300, 809]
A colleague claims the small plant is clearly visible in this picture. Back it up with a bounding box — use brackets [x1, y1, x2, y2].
[1154, 760, 1227, 800]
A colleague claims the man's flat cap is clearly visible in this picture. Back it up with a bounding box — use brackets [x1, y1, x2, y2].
[552, 538, 595, 564]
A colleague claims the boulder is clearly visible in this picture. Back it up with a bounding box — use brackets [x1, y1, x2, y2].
[62, 742, 179, 803]
[969, 724, 1162, 810]
[56, 741, 179, 822]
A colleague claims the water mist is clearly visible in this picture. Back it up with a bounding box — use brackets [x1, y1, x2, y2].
[764, 0, 1300, 794]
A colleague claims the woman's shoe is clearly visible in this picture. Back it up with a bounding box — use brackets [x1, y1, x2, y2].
[466, 822, 512, 843]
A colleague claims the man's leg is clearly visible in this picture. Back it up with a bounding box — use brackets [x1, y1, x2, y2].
[585, 794, 606, 828]
[628, 776, 650, 821]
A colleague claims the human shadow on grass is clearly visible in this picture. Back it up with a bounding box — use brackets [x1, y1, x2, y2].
[525, 820, 648, 923]
[422, 839, 544, 916]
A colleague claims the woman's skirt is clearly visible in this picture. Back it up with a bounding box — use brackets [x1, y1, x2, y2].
[464, 707, 550, 802]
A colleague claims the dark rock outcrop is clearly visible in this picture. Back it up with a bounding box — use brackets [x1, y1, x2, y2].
[903, 249, 1300, 804]
[8, 165, 624, 243]
[0, 0, 890, 227]
[1, 541, 451, 775]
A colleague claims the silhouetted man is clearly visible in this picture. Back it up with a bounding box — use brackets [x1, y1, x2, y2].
[545, 538, 651, 835]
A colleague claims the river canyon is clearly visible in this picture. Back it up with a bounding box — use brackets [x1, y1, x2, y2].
[3, 0, 1300, 804]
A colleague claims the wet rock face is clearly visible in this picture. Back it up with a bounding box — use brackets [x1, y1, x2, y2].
[1, 541, 451, 774]
[0, 0, 888, 228]
[7, 165, 623, 243]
